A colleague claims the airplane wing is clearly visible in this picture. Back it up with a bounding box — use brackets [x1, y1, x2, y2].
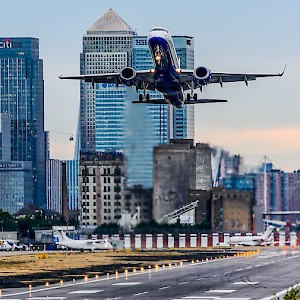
[132, 99, 227, 105]
[59, 70, 155, 89]
[179, 67, 285, 89]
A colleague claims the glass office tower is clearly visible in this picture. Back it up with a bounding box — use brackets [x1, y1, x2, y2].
[0, 38, 46, 208]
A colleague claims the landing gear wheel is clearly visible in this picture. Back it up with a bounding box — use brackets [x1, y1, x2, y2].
[139, 94, 143, 102]
[186, 93, 191, 101]
[193, 93, 197, 101]
[146, 93, 150, 102]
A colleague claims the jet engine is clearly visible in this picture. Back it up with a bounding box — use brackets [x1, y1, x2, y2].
[120, 67, 137, 86]
[193, 66, 211, 85]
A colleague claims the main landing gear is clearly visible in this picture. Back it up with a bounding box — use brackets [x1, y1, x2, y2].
[186, 93, 198, 101]
[139, 93, 150, 102]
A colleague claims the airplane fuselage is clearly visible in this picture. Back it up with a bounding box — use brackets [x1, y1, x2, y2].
[147, 28, 184, 108]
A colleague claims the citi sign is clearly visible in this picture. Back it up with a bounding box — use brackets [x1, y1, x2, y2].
[0, 38, 12, 49]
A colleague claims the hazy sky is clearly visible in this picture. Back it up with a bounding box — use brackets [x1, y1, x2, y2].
[1, 1, 299, 171]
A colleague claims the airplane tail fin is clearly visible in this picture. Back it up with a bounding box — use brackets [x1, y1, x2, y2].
[261, 225, 275, 241]
[55, 230, 73, 243]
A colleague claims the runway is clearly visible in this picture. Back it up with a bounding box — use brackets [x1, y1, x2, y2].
[1, 248, 299, 300]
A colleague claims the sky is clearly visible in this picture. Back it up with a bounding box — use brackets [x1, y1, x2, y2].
[0, 0, 299, 171]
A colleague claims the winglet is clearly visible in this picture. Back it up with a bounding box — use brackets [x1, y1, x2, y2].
[279, 65, 286, 76]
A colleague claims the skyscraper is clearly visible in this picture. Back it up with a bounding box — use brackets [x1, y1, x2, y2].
[79, 9, 194, 188]
[0, 37, 46, 209]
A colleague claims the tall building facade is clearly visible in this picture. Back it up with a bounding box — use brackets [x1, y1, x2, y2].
[65, 159, 79, 217]
[79, 9, 195, 188]
[0, 38, 46, 208]
[46, 159, 62, 214]
[153, 140, 212, 222]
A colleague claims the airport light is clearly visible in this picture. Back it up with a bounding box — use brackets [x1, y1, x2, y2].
[107, 273, 110, 279]
[168, 263, 172, 268]
[148, 265, 152, 269]
[191, 260, 194, 264]
[125, 269, 128, 280]
[141, 267, 144, 273]
[196, 259, 199, 263]
[115, 271, 119, 279]
[180, 261, 183, 267]
[155, 265, 159, 271]
[73, 278, 76, 282]
[95, 274, 99, 279]
[29, 284, 32, 291]
[45, 282, 49, 287]
[133, 268, 136, 274]
[84, 275, 88, 282]
[60, 280, 63, 285]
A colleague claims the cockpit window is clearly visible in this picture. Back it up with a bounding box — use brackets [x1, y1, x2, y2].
[151, 27, 168, 33]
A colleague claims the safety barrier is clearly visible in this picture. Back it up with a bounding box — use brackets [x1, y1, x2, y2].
[104, 232, 300, 250]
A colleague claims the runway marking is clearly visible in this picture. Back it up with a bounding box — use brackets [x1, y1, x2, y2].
[159, 286, 170, 290]
[134, 291, 148, 296]
[179, 281, 189, 285]
[113, 282, 141, 286]
[197, 277, 206, 281]
[245, 266, 252, 269]
[225, 271, 231, 274]
[206, 289, 236, 293]
[235, 268, 243, 271]
[69, 290, 103, 294]
[233, 281, 259, 285]
[26, 298, 67, 299]
[213, 274, 218, 277]
[255, 264, 261, 267]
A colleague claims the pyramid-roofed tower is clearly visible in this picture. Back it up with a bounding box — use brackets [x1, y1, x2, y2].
[87, 8, 135, 34]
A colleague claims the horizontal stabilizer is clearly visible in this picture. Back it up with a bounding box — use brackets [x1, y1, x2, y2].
[132, 99, 227, 105]
[132, 99, 167, 104]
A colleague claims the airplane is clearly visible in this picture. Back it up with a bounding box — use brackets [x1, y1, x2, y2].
[54, 230, 113, 252]
[227, 225, 276, 246]
[59, 27, 285, 108]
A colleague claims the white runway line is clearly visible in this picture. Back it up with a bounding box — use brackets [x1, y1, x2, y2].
[233, 281, 259, 285]
[113, 282, 141, 286]
[26, 298, 67, 299]
[179, 281, 189, 285]
[69, 290, 104, 294]
[206, 289, 237, 293]
[134, 291, 148, 296]
[159, 286, 170, 290]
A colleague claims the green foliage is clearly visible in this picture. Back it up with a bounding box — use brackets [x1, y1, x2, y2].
[134, 220, 210, 234]
[274, 286, 300, 300]
[94, 223, 120, 235]
[0, 210, 18, 231]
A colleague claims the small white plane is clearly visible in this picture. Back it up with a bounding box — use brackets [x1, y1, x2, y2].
[59, 27, 284, 108]
[54, 230, 113, 251]
[227, 225, 276, 246]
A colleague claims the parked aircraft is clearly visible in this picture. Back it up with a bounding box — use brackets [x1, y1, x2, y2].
[59, 27, 284, 108]
[228, 225, 275, 246]
[54, 230, 113, 251]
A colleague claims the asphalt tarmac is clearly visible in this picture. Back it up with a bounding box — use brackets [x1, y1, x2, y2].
[1, 248, 299, 300]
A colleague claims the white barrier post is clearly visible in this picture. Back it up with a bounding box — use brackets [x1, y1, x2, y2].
[124, 234, 131, 249]
[157, 234, 163, 249]
[201, 234, 208, 247]
[246, 232, 253, 236]
[290, 232, 297, 247]
[168, 234, 174, 249]
[212, 233, 219, 246]
[190, 234, 197, 247]
[279, 232, 286, 247]
[224, 233, 230, 244]
[179, 234, 186, 248]
[135, 234, 141, 250]
[146, 234, 153, 249]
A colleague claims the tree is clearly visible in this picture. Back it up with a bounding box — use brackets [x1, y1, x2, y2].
[0, 210, 18, 231]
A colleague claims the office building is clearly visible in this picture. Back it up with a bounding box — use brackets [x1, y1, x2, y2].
[211, 189, 252, 232]
[0, 161, 33, 214]
[0, 37, 46, 208]
[46, 159, 62, 214]
[79, 152, 126, 227]
[153, 140, 212, 222]
[65, 159, 79, 219]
